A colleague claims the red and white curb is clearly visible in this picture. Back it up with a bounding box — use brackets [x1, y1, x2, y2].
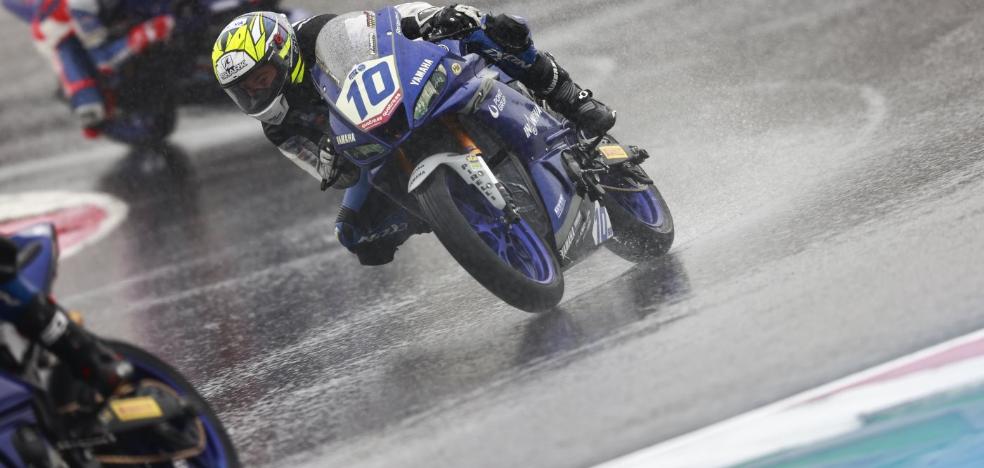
[595, 328, 984, 468]
[0, 191, 128, 259]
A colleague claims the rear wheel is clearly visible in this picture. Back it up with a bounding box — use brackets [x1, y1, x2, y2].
[416, 166, 564, 312]
[604, 183, 674, 262]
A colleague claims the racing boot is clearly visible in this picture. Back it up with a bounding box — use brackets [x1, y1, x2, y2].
[522, 52, 617, 137]
[14, 297, 132, 398]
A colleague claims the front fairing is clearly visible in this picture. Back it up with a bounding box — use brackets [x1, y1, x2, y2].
[311, 7, 481, 168]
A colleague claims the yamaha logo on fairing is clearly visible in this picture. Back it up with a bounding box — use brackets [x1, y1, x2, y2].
[411, 59, 435, 86]
[523, 105, 543, 138]
[488, 89, 506, 119]
[336, 133, 356, 145]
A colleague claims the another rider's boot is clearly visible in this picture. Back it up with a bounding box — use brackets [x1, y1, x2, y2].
[15, 297, 132, 397]
[521, 52, 617, 137]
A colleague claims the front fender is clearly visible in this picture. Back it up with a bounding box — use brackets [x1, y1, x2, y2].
[408, 153, 508, 210]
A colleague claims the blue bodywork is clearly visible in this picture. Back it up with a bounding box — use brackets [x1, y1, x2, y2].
[0, 224, 234, 466]
[0, 224, 58, 322]
[0, 224, 57, 467]
[314, 7, 613, 267]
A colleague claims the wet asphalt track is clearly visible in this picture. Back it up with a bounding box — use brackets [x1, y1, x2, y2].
[4, 0, 984, 466]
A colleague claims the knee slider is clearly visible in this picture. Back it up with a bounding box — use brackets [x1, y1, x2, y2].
[334, 207, 361, 250]
[485, 14, 532, 54]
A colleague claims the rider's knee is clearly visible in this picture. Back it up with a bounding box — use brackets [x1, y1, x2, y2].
[335, 223, 400, 266]
[335, 209, 405, 266]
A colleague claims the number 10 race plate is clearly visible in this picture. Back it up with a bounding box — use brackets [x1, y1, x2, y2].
[336, 56, 403, 131]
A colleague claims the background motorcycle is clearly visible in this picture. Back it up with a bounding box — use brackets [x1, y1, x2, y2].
[103, 0, 309, 148]
[3, 0, 303, 148]
[313, 8, 674, 312]
[1, 224, 239, 467]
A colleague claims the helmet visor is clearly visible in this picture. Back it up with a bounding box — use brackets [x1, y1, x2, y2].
[223, 60, 289, 115]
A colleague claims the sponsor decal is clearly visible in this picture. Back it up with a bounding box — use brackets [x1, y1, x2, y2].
[593, 203, 613, 244]
[223, 17, 249, 31]
[336, 133, 356, 145]
[348, 63, 366, 80]
[364, 11, 376, 28]
[369, 33, 378, 55]
[554, 194, 567, 217]
[459, 157, 499, 202]
[0, 191, 128, 259]
[482, 49, 533, 70]
[451, 62, 462, 75]
[488, 88, 506, 119]
[408, 166, 428, 188]
[465, 154, 483, 170]
[560, 211, 587, 259]
[217, 51, 255, 84]
[410, 59, 435, 86]
[357, 90, 403, 131]
[357, 223, 408, 244]
[523, 105, 543, 138]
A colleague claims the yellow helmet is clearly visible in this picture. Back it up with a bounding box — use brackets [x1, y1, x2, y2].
[212, 11, 304, 124]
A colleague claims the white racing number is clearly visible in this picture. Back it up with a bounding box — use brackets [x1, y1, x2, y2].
[336, 56, 403, 131]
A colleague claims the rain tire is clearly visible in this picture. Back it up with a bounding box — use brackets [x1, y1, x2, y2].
[604, 185, 675, 263]
[106, 340, 241, 468]
[416, 166, 564, 312]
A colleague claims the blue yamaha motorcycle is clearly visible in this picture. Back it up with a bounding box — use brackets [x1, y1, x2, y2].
[0, 225, 238, 467]
[316, 8, 674, 312]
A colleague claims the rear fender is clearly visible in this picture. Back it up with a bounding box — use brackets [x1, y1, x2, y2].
[408, 153, 507, 210]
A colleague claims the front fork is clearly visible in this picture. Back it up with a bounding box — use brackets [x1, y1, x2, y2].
[407, 116, 521, 223]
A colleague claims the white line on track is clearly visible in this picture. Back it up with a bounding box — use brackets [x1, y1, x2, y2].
[595, 327, 984, 468]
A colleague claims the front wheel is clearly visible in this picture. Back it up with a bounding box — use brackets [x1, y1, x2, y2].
[416, 166, 564, 312]
[604, 183, 675, 263]
[105, 340, 240, 467]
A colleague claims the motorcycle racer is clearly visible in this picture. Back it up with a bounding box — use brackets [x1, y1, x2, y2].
[0, 234, 131, 400]
[1, 0, 179, 141]
[2, 0, 105, 139]
[211, 3, 618, 265]
[65, 0, 180, 139]
[1, 0, 277, 143]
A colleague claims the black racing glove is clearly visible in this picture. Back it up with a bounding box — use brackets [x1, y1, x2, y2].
[420, 5, 484, 41]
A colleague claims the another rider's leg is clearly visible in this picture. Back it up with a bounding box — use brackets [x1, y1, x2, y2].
[480, 14, 617, 136]
[0, 237, 130, 396]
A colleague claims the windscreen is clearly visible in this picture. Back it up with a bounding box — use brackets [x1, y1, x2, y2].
[316, 11, 381, 84]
